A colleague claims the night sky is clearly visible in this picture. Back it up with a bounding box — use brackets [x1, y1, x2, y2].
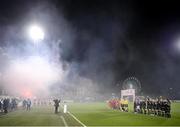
[0, 0, 180, 98]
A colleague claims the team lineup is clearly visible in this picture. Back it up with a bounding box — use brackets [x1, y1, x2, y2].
[108, 97, 171, 118]
[0, 96, 179, 126]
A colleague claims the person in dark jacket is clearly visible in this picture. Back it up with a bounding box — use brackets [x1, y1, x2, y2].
[142, 100, 147, 114]
[53, 99, 60, 114]
[147, 98, 151, 114]
[3, 98, 9, 113]
[140, 100, 143, 114]
[165, 99, 171, 118]
[160, 100, 166, 117]
[26, 99, 31, 111]
[134, 99, 137, 113]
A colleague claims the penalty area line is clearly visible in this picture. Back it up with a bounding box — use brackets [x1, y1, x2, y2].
[61, 116, 68, 127]
[67, 111, 87, 127]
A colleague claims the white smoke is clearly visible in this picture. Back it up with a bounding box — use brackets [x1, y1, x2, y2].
[0, 1, 102, 100]
[2, 55, 67, 98]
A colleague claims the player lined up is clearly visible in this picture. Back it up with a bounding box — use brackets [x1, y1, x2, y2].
[108, 98, 129, 112]
[134, 97, 171, 118]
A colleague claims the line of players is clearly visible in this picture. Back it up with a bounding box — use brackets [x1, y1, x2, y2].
[108, 98, 129, 112]
[134, 97, 171, 118]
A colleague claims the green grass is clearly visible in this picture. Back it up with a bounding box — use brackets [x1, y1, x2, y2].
[68, 102, 180, 126]
[0, 102, 180, 126]
[0, 106, 60, 126]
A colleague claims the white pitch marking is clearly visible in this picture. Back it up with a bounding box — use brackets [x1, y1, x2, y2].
[61, 116, 68, 127]
[67, 111, 87, 127]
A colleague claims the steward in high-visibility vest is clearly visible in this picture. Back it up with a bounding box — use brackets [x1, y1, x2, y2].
[124, 99, 129, 112]
[121, 99, 125, 111]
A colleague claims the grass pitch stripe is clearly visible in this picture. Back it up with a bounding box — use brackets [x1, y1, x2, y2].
[67, 111, 86, 127]
[60, 116, 68, 127]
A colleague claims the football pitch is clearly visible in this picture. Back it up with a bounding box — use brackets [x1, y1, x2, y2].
[0, 102, 180, 126]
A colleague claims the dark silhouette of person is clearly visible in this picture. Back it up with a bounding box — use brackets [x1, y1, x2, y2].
[23, 100, 27, 109]
[53, 99, 60, 114]
[27, 99, 31, 111]
[3, 98, 9, 113]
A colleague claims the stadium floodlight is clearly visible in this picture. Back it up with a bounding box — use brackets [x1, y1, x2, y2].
[28, 25, 44, 43]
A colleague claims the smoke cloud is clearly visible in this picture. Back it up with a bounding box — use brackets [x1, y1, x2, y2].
[2, 0, 179, 100]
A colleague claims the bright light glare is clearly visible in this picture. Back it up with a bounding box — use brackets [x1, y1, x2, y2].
[28, 25, 44, 42]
